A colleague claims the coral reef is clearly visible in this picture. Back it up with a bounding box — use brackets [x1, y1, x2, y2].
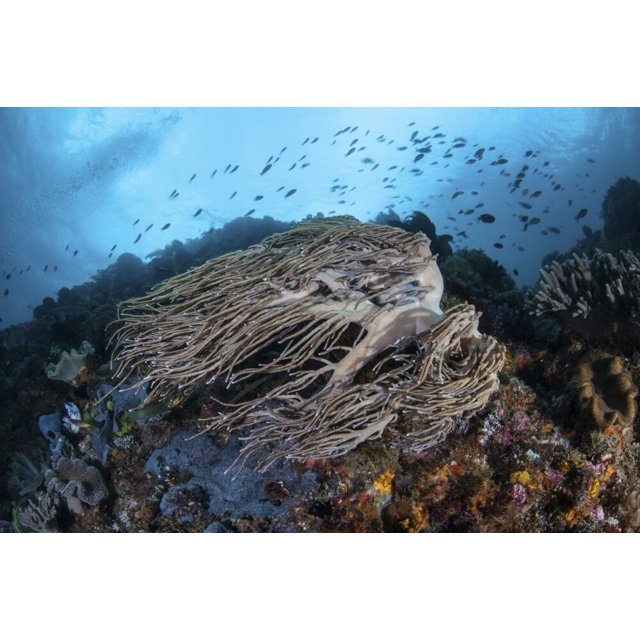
[569, 353, 638, 430]
[600, 177, 640, 252]
[109, 217, 504, 471]
[530, 249, 640, 346]
[438, 248, 524, 339]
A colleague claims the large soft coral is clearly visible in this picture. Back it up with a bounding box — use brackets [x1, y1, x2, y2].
[109, 217, 504, 471]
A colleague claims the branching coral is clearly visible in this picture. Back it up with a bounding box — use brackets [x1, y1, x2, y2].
[109, 216, 504, 471]
[530, 249, 640, 342]
[18, 491, 59, 532]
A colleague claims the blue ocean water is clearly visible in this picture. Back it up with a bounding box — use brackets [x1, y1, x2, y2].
[1, 107, 639, 327]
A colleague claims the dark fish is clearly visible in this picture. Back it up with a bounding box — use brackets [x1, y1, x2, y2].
[145, 223, 153, 231]
[361, 157, 375, 165]
[345, 148, 356, 157]
[452, 142, 465, 148]
[491, 158, 508, 165]
[44, 265, 48, 272]
[513, 268, 519, 276]
[302, 137, 310, 145]
[493, 242, 503, 248]
[53, 265, 58, 272]
[277, 186, 284, 192]
[73, 251, 78, 256]
[189, 173, 196, 183]
[583, 225, 593, 237]
[245, 209, 256, 217]
[65, 244, 69, 251]
[553, 184, 561, 191]
[311, 137, 319, 144]
[575, 208, 588, 220]
[230, 165, 239, 174]
[193, 208, 203, 217]
[230, 191, 237, 199]
[478, 213, 495, 223]
[587, 158, 595, 163]
[414, 153, 424, 162]
[285, 189, 297, 198]
[161, 223, 171, 231]
[525, 150, 533, 157]
[301, 163, 310, 168]
[27, 265, 31, 271]
[528, 217, 541, 225]
[108, 252, 113, 259]
[254, 195, 264, 201]
[133, 218, 140, 226]
[543, 161, 550, 166]
[519, 202, 532, 209]
[260, 163, 272, 176]
[110, 244, 117, 251]
[531, 190, 542, 198]
[172, 191, 180, 199]
[210, 170, 217, 178]
[224, 164, 231, 173]
[3, 289, 8, 296]
[548, 226, 561, 233]
[170, 189, 177, 197]
[134, 234, 141, 244]
[397, 146, 407, 151]
[451, 191, 463, 200]
[289, 163, 297, 170]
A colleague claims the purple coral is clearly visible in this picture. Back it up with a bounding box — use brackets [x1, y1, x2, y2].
[509, 483, 528, 506]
